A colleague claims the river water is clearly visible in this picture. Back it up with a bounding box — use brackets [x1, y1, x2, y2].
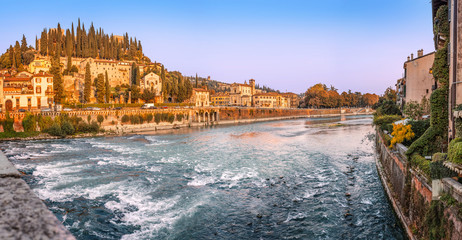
[2, 115, 405, 239]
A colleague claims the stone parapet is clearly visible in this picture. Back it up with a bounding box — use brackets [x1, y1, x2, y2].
[0, 152, 75, 240]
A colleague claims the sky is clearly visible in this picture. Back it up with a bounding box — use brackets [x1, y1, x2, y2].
[0, 0, 434, 94]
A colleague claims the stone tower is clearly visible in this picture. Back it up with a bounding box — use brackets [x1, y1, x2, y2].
[249, 79, 255, 95]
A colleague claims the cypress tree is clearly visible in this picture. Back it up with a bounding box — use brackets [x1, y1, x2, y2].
[14, 41, 21, 68]
[51, 53, 64, 103]
[71, 22, 75, 56]
[195, 73, 198, 88]
[96, 73, 105, 103]
[40, 29, 47, 55]
[131, 62, 137, 85]
[84, 62, 91, 102]
[47, 29, 53, 56]
[21, 35, 27, 53]
[105, 71, 110, 103]
[35, 36, 38, 51]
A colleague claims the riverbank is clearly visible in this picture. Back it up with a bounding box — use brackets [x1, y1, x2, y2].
[0, 107, 372, 140]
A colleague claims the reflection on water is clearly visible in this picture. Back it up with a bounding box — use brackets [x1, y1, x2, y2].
[2, 115, 405, 240]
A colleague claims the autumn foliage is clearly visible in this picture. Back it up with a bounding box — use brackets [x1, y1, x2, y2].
[390, 123, 415, 148]
[303, 83, 379, 108]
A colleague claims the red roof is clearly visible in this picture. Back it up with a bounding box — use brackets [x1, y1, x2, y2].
[193, 88, 208, 92]
[4, 77, 31, 81]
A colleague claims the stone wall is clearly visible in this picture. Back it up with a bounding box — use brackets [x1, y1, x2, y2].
[376, 129, 462, 239]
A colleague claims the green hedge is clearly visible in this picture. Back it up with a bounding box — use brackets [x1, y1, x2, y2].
[410, 153, 431, 179]
[430, 153, 457, 180]
[407, 87, 448, 156]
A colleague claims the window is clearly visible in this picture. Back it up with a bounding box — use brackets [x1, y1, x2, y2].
[47, 78, 52, 83]
[36, 86, 41, 93]
[36, 78, 41, 83]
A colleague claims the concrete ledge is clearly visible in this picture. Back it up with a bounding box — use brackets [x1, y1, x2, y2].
[442, 177, 462, 203]
[0, 152, 20, 178]
[0, 152, 75, 240]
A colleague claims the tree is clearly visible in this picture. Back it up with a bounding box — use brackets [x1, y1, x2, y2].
[105, 71, 110, 103]
[96, 73, 105, 103]
[20, 35, 27, 53]
[50, 54, 64, 103]
[84, 63, 92, 102]
[40, 29, 47, 55]
[141, 89, 156, 103]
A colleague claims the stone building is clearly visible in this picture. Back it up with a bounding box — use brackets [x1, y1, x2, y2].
[253, 92, 290, 108]
[211, 92, 230, 106]
[396, 50, 436, 109]
[191, 88, 210, 107]
[281, 92, 300, 108]
[28, 58, 51, 74]
[79, 58, 132, 87]
[140, 72, 162, 103]
[1, 72, 53, 111]
[229, 79, 255, 106]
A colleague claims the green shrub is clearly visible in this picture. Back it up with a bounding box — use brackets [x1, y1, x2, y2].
[448, 138, 462, 164]
[22, 113, 36, 132]
[130, 115, 140, 124]
[161, 113, 169, 122]
[410, 153, 431, 179]
[155, 113, 161, 124]
[1, 113, 15, 133]
[381, 123, 393, 133]
[168, 114, 175, 123]
[97, 115, 104, 125]
[61, 121, 75, 135]
[407, 88, 448, 157]
[47, 123, 63, 137]
[431, 153, 456, 180]
[176, 114, 183, 122]
[87, 115, 91, 123]
[402, 119, 430, 146]
[375, 100, 402, 116]
[382, 132, 392, 147]
[146, 113, 153, 123]
[138, 114, 144, 124]
[373, 115, 401, 126]
[121, 115, 130, 123]
[89, 121, 100, 132]
[37, 116, 53, 131]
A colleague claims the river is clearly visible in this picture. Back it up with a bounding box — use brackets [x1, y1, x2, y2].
[2, 115, 406, 239]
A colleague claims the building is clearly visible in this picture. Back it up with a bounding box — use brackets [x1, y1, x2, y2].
[140, 72, 162, 103]
[28, 58, 51, 74]
[191, 88, 210, 107]
[281, 92, 300, 108]
[1, 72, 53, 111]
[397, 50, 436, 109]
[229, 79, 255, 106]
[211, 92, 230, 106]
[253, 92, 290, 108]
[395, 78, 405, 109]
[79, 58, 132, 87]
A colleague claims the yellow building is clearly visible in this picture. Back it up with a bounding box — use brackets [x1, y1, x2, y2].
[28, 58, 51, 74]
[1, 72, 54, 111]
[191, 88, 210, 107]
[253, 92, 289, 108]
[211, 92, 230, 106]
[80, 58, 132, 87]
[281, 92, 299, 108]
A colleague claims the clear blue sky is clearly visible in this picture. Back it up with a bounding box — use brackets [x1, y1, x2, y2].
[0, 0, 434, 94]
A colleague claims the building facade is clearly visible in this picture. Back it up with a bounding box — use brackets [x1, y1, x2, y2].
[211, 92, 230, 106]
[140, 72, 162, 103]
[397, 50, 436, 109]
[191, 88, 210, 107]
[1, 72, 54, 111]
[229, 79, 255, 106]
[281, 92, 300, 108]
[79, 58, 132, 87]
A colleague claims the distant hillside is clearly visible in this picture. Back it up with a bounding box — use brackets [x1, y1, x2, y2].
[0, 19, 150, 70]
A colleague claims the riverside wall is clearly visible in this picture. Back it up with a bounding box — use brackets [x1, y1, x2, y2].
[0, 151, 75, 239]
[375, 129, 462, 240]
[3, 107, 371, 134]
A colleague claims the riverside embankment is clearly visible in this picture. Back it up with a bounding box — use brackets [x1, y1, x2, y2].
[1, 107, 372, 137]
[375, 128, 462, 240]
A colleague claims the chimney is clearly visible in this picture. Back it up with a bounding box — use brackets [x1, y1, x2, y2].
[407, 56, 410, 61]
[417, 49, 423, 57]
[411, 53, 414, 60]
